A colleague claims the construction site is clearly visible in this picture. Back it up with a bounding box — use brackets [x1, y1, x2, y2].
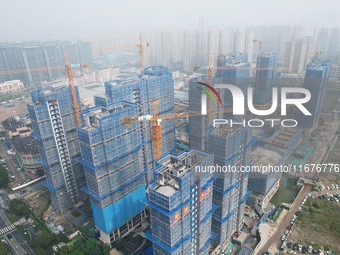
[0, 21, 338, 255]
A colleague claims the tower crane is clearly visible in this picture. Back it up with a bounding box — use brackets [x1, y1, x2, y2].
[122, 102, 273, 158]
[136, 33, 150, 74]
[122, 98, 274, 252]
[64, 54, 88, 126]
[93, 33, 149, 74]
[0, 55, 88, 126]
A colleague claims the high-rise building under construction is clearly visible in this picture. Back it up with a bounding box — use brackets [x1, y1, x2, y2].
[77, 66, 176, 243]
[254, 53, 276, 104]
[97, 66, 176, 184]
[77, 101, 147, 244]
[208, 126, 253, 245]
[188, 77, 218, 151]
[216, 53, 250, 113]
[300, 58, 331, 128]
[145, 149, 216, 255]
[28, 86, 87, 211]
[188, 71, 254, 246]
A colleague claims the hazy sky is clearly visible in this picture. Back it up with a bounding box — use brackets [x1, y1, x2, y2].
[1, 0, 339, 41]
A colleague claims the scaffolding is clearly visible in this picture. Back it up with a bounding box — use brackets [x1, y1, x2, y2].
[146, 150, 216, 255]
[27, 85, 86, 211]
[77, 101, 147, 243]
[208, 126, 254, 244]
[48, 99, 79, 204]
[103, 66, 176, 184]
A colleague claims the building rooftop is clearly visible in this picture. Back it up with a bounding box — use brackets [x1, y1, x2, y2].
[251, 147, 282, 172]
[155, 185, 177, 197]
[266, 128, 297, 152]
[261, 52, 274, 57]
[153, 150, 210, 197]
[82, 102, 134, 130]
[210, 126, 243, 138]
[2, 115, 30, 132]
[237, 245, 254, 255]
[11, 135, 38, 154]
[106, 66, 170, 87]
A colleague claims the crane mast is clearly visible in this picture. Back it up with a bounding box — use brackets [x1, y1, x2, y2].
[136, 33, 149, 74]
[64, 54, 82, 126]
[151, 100, 163, 159]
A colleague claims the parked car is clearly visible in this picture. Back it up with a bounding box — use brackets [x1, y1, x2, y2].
[302, 246, 308, 253]
[307, 246, 313, 253]
[293, 244, 299, 251]
[281, 235, 286, 241]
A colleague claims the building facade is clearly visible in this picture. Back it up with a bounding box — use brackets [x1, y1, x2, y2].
[188, 77, 218, 151]
[283, 37, 312, 75]
[247, 147, 282, 211]
[300, 59, 331, 128]
[216, 53, 250, 113]
[77, 66, 176, 244]
[0, 80, 24, 94]
[77, 102, 147, 244]
[28, 86, 86, 211]
[254, 53, 276, 104]
[0, 41, 93, 86]
[208, 126, 254, 245]
[146, 149, 216, 255]
[100, 66, 175, 184]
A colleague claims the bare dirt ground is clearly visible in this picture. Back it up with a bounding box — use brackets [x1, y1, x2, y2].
[44, 204, 77, 233]
[0, 98, 31, 123]
[25, 187, 50, 216]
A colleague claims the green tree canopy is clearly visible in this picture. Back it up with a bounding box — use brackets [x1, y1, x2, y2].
[0, 165, 9, 188]
[0, 242, 8, 255]
[9, 199, 29, 217]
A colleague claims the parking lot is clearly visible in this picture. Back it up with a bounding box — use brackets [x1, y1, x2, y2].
[280, 182, 340, 255]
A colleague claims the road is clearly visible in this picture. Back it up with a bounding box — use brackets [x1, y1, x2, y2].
[257, 184, 313, 255]
[0, 141, 26, 184]
[0, 189, 36, 255]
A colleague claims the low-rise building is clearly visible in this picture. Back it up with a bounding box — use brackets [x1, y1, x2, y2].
[2, 115, 41, 172]
[247, 147, 283, 212]
[0, 80, 24, 94]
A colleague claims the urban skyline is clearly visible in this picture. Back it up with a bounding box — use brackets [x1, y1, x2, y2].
[1, 0, 340, 41]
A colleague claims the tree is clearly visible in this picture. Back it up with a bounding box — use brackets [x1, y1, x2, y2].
[85, 238, 98, 248]
[9, 199, 29, 217]
[0, 166, 9, 188]
[101, 243, 110, 255]
[54, 233, 69, 244]
[58, 246, 83, 255]
[72, 239, 84, 252]
[0, 242, 8, 255]
[41, 233, 54, 248]
[88, 246, 101, 255]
